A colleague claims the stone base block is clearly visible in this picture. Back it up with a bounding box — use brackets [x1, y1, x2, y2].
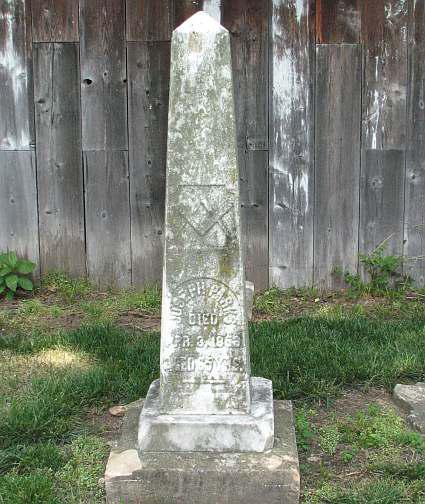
[138, 377, 274, 453]
[105, 399, 300, 504]
[394, 383, 425, 433]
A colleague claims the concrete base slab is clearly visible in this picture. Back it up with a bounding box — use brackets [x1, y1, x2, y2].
[105, 399, 300, 504]
[393, 382, 425, 433]
[138, 377, 274, 453]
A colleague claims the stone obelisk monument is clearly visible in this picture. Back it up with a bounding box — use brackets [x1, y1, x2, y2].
[105, 12, 300, 503]
[138, 10, 273, 453]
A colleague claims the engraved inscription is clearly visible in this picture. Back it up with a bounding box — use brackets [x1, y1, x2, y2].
[171, 278, 240, 328]
[163, 355, 245, 374]
[162, 277, 249, 412]
[175, 185, 236, 249]
[173, 332, 242, 349]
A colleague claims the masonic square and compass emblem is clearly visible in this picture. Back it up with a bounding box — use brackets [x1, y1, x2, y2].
[175, 185, 237, 249]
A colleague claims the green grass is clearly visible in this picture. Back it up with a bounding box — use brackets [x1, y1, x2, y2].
[251, 315, 425, 399]
[2, 305, 425, 501]
[0, 275, 162, 335]
[301, 404, 425, 503]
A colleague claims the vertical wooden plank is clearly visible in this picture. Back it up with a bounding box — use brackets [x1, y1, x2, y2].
[0, 151, 39, 275]
[33, 43, 85, 277]
[359, 150, 405, 260]
[316, 0, 361, 43]
[314, 44, 361, 289]
[126, 0, 174, 41]
[174, 0, 202, 26]
[362, 0, 408, 150]
[405, 0, 425, 284]
[79, 0, 127, 151]
[222, 0, 269, 290]
[84, 151, 131, 287]
[269, 0, 315, 288]
[128, 41, 170, 286]
[360, 0, 408, 272]
[31, 0, 79, 42]
[0, 0, 34, 150]
[202, 0, 222, 22]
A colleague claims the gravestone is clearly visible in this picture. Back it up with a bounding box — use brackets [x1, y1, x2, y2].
[138, 11, 273, 453]
[105, 12, 300, 503]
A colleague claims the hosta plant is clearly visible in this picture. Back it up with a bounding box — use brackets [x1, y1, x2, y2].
[0, 251, 36, 300]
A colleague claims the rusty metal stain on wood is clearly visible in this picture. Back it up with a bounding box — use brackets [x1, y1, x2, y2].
[0, 151, 39, 277]
[80, 0, 127, 150]
[270, 0, 314, 289]
[405, 0, 425, 285]
[0, 0, 34, 150]
[316, 0, 360, 43]
[32, 0, 79, 42]
[362, 0, 408, 150]
[34, 43, 86, 277]
[222, 0, 269, 290]
[84, 151, 131, 288]
[126, 0, 174, 41]
[128, 41, 170, 286]
[314, 44, 362, 289]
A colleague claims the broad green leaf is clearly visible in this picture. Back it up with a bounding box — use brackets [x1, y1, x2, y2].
[6, 251, 17, 268]
[6, 290, 14, 301]
[16, 260, 36, 274]
[17, 276, 33, 291]
[0, 266, 11, 277]
[0, 276, 4, 285]
[5, 274, 18, 292]
[0, 286, 5, 294]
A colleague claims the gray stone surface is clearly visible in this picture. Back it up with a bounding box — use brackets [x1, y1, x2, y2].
[137, 11, 274, 454]
[138, 377, 274, 452]
[159, 11, 251, 416]
[106, 400, 300, 504]
[393, 383, 425, 433]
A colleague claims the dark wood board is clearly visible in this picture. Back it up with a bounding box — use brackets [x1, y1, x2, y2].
[316, 0, 361, 43]
[314, 44, 362, 289]
[222, 0, 269, 290]
[127, 41, 170, 286]
[269, 0, 314, 288]
[404, 0, 425, 284]
[174, 0, 202, 27]
[359, 150, 405, 272]
[84, 151, 131, 288]
[0, 0, 34, 150]
[32, 0, 79, 42]
[362, 0, 408, 150]
[79, 0, 128, 151]
[0, 151, 39, 277]
[33, 43, 86, 277]
[126, 0, 174, 41]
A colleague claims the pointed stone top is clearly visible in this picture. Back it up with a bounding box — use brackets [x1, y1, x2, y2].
[175, 11, 227, 34]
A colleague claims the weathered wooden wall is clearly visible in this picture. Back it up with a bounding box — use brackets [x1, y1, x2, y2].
[0, 0, 422, 289]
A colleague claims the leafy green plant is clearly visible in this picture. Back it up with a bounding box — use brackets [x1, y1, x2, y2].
[319, 424, 341, 456]
[340, 449, 356, 464]
[340, 237, 411, 296]
[359, 240, 407, 293]
[0, 252, 35, 301]
[295, 408, 315, 451]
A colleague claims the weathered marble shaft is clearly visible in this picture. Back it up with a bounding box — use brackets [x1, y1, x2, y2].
[160, 11, 250, 415]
